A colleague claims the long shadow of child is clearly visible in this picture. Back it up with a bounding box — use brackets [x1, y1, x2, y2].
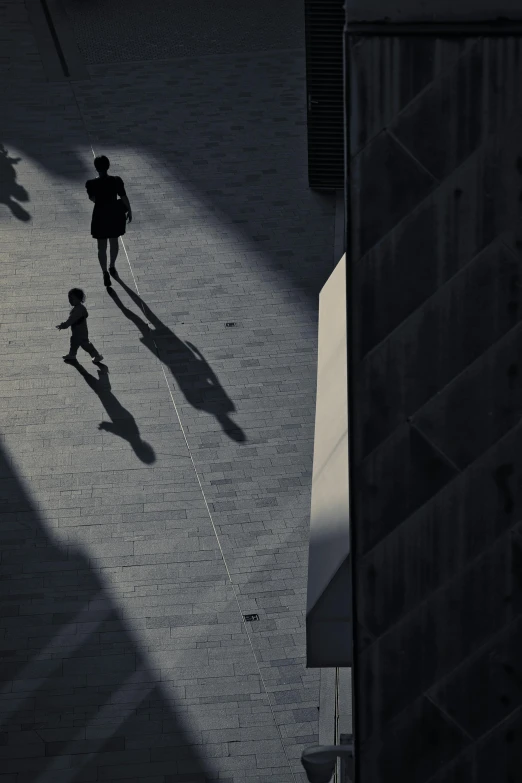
[71, 361, 155, 464]
[108, 275, 246, 443]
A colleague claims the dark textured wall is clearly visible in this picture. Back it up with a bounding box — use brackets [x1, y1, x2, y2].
[347, 34, 522, 783]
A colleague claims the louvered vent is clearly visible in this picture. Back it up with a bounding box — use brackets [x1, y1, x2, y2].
[304, 0, 345, 191]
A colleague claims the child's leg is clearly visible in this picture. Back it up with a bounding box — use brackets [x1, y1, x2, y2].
[69, 335, 79, 357]
[82, 338, 103, 361]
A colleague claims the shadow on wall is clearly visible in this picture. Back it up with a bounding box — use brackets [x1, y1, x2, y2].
[0, 442, 214, 782]
[0, 144, 31, 222]
[108, 274, 246, 443]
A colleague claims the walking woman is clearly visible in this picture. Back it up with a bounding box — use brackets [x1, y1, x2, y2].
[86, 156, 132, 288]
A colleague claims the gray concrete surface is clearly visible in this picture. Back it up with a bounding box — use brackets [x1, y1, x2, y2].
[348, 27, 522, 783]
[0, 1, 335, 781]
[63, 0, 305, 65]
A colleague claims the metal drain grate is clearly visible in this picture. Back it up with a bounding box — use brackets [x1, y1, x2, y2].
[225, 322, 237, 327]
[243, 614, 259, 622]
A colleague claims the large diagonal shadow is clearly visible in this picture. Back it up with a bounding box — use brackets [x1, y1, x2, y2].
[69, 360, 156, 464]
[108, 276, 246, 443]
[0, 441, 214, 783]
[0, 143, 31, 222]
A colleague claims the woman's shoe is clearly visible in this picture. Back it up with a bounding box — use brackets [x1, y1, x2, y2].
[103, 272, 111, 287]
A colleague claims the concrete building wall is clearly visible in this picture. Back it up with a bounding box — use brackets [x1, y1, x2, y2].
[307, 253, 351, 669]
[346, 5, 522, 781]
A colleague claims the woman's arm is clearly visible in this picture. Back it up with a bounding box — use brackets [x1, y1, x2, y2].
[116, 178, 132, 218]
[121, 193, 132, 221]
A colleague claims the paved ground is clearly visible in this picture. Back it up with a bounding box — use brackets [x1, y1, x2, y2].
[63, 0, 305, 63]
[0, 1, 336, 781]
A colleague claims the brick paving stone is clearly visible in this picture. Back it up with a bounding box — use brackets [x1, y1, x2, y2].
[0, 1, 335, 780]
[63, 0, 304, 64]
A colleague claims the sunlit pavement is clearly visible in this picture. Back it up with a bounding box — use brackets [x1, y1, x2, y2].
[0, 2, 336, 780]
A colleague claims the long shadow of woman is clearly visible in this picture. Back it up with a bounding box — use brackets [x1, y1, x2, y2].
[108, 275, 246, 443]
[0, 144, 30, 222]
[71, 361, 156, 464]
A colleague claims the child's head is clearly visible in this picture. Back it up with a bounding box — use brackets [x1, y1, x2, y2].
[68, 288, 85, 306]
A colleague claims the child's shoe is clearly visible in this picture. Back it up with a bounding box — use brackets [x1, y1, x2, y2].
[92, 355, 104, 364]
[63, 354, 75, 363]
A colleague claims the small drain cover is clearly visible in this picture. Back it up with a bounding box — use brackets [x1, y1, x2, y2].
[244, 614, 259, 622]
[225, 322, 237, 327]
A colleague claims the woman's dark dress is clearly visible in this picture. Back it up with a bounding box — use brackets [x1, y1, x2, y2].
[85, 175, 128, 239]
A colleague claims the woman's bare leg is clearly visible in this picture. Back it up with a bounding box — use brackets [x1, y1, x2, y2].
[97, 238, 111, 287]
[109, 237, 119, 271]
[97, 238, 108, 272]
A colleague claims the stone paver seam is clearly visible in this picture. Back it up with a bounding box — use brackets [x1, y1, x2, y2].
[65, 81, 301, 780]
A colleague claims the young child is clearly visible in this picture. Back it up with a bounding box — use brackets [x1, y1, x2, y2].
[56, 288, 104, 364]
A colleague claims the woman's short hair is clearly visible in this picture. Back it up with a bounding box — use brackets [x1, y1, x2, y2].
[94, 155, 110, 173]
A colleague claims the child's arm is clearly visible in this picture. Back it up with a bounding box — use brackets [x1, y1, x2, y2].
[57, 315, 73, 330]
[56, 307, 82, 330]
